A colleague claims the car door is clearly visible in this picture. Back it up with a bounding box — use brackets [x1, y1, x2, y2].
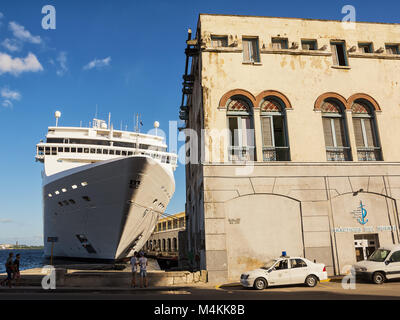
[289, 258, 309, 284]
[385, 250, 400, 280]
[267, 259, 291, 286]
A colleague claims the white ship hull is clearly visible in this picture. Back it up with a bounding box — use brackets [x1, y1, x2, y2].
[42, 156, 175, 260]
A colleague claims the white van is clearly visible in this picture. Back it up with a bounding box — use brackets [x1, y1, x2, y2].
[353, 244, 400, 284]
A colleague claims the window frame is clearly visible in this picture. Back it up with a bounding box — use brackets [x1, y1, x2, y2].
[301, 39, 318, 51]
[358, 42, 373, 54]
[331, 41, 349, 66]
[242, 37, 260, 63]
[385, 43, 400, 55]
[272, 37, 289, 50]
[211, 35, 228, 48]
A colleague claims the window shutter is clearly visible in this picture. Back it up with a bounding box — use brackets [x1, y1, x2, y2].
[331, 44, 339, 65]
[251, 39, 259, 62]
[228, 117, 239, 146]
[261, 117, 273, 147]
[363, 118, 375, 147]
[322, 118, 334, 147]
[333, 118, 345, 147]
[352, 118, 364, 147]
[243, 40, 250, 61]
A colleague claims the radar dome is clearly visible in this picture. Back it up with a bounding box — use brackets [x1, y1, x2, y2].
[55, 111, 61, 118]
[154, 121, 160, 128]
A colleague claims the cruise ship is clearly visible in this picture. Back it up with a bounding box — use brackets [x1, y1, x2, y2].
[35, 113, 177, 261]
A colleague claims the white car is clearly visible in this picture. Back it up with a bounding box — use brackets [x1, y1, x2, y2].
[353, 244, 400, 284]
[240, 256, 328, 290]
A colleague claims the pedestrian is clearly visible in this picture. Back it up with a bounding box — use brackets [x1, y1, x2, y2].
[139, 251, 148, 288]
[130, 252, 138, 288]
[0, 253, 14, 288]
[13, 254, 21, 286]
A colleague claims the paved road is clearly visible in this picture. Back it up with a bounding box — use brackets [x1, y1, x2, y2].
[0, 279, 399, 300]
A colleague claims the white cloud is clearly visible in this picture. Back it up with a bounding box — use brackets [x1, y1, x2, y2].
[56, 51, 68, 76]
[1, 87, 21, 100]
[9, 21, 42, 44]
[0, 52, 43, 75]
[0, 219, 13, 223]
[1, 87, 21, 108]
[83, 56, 111, 70]
[1, 100, 12, 108]
[2, 38, 21, 52]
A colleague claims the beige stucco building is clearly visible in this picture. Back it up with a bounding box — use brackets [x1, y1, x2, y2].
[180, 14, 400, 283]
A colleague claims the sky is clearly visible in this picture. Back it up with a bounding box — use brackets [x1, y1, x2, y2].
[0, 0, 399, 245]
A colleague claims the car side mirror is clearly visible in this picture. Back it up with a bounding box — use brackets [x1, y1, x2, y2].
[385, 260, 390, 265]
[268, 268, 275, 273]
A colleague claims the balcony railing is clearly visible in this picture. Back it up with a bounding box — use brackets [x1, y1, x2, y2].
[263, 146, 290, 161]
[326, 147, 351, 161]
[357, 147, 382, 161]
[228, 146, 256, 161]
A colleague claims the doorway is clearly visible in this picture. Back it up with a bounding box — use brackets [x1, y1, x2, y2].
[354, 234, 379, 262]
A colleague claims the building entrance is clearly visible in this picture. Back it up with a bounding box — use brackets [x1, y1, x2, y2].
[354, 234, 379, 262]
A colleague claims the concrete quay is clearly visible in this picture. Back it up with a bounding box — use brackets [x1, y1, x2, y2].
[1, 266, 208, 288]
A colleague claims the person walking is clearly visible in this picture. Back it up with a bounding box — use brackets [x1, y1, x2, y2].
[13, 254, 21, 286]
[138, 251, 148, 288]
[130, 252, 138, 288]
[0, 253, 14, 288]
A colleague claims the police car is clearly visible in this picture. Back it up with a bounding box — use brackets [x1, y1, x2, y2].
[240, 254, 328, 290]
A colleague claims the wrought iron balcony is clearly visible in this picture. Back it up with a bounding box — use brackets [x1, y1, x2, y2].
[357, 147, 382, 161]
[228, 146, 256, 161]
[262, 146, 290, 161]
[326, 147, 351, 161]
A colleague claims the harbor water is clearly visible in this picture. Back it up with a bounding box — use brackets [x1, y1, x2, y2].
[0, 249, 45, 274]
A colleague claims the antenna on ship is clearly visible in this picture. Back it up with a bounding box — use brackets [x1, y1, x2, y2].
[108, 112, 111, 129]
[95, 104, 98, 119]
[154, 121, 160, 136]
[55, 110, 61, 127]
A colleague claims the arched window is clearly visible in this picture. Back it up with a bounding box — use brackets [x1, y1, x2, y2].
[260, 97, 290, 161]
[167, 238, 171, 252]
[352, 100, 382, 161]
[227, 96, 256, 161]
[321, 99, 351, 161]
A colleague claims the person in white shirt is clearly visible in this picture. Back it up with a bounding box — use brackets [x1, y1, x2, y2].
[130, 252, 138, 287]
[138, 251, 148, 288]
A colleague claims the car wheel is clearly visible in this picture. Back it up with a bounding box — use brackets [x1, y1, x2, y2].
[253, 277, 267, 290]
[305, 275, 318, 287]
[372, 272, 385, 285]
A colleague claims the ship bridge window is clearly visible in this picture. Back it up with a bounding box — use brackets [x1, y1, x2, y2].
[128, 151, 133, 156]
[77, 148, 82, 153]
[84, 148, 89, 153]
[97, 149, 102, 154]
[139, 144, 149, 150]
[46, 138, 64, 143]
[122, 151, 127, 156]
[65, 147, 70, 152]
[103, 149, 108, 154]
[51, 147, 57, 155]
[116, 150, 121, 155]
[58, 147, 63, 152]
[90, 148, 95, 154]
[109, 150, 115, 155]
[45, 147, 50, 155]
[113, 141, 136, 148]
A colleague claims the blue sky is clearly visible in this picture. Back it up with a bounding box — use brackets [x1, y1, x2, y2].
[0, 0, 399, 245]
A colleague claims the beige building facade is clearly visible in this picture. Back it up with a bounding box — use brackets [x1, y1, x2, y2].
[180, 14, 400, 283]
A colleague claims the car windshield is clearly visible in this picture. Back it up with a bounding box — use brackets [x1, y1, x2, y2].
[368, 249, 391, 262]
[261, 260, 277, 270]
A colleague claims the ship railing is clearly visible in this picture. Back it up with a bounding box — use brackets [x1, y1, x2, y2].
[36, 143, 178, 166]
